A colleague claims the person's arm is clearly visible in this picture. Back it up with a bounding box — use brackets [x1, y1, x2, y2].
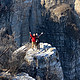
[29, 32, 33, 38]
[38, 32, 43, 38]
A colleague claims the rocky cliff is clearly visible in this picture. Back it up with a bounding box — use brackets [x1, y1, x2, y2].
[0, 43, 64, 80]
[0, 0, 80, 80]
[0, 0, 76, 46]
[11, 43, 64, 80]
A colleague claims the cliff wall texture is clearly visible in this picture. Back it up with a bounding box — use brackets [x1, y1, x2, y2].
[0, 0, 80, 80]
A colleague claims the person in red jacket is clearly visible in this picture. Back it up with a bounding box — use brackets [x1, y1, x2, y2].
[29, 32, 36, 49]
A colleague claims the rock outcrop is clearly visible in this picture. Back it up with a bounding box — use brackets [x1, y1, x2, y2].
[75, 0, 80, 16]
[0, 71, 35, 80]
[12, 73, 35, 80]
[11, 43, 63, 80]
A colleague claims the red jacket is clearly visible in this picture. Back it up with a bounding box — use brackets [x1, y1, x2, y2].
[30, 34, 36, 42]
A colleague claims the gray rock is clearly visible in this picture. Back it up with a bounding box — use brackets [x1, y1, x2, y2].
[19, 43, 64, 80]
[12, 72, 35, 80]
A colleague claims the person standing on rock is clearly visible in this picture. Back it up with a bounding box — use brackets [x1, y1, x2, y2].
[29, 32, 36, 49]
[35, 32, 43, 49]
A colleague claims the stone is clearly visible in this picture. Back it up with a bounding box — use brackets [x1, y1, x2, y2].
[75, 0, 80, 15]
[12, 72, 35, 80]
[19, 43, 64, 80]
[0, 71, 35, 80]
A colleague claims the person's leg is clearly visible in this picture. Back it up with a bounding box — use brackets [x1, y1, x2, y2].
[32, 42, 36, 49]
[34, 42, 37, 49]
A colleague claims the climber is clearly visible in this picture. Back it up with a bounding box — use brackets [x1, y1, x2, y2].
[35, 32, 43, 49]
[29, 32, 36, 49]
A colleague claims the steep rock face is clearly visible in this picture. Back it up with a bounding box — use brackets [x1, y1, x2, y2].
[10, 0, 32, 46]
[0, 0, 31, 46]
[75, 0, 80, 15]
[0, 0, 42, 46]
[0, 0, 75, 46]
[0, 0, 13, 33]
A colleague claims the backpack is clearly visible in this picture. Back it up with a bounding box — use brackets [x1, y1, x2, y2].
[36, 38, 40, 45]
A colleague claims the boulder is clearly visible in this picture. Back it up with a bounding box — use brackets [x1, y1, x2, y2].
[0, 71, 35, 80]
[1, 42, 63, 80]
[12, 72, 35, 80]
[19, 43, 64, 80]
[75, 0, 80, 15]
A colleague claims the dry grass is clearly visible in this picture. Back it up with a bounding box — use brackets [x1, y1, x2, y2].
[53, 3, 71, 15]
[0, 28, 17, 71]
